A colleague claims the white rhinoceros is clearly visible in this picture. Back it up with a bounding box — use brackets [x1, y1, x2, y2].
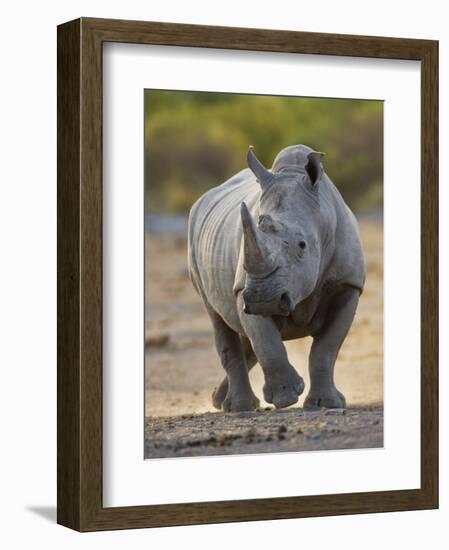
[188, 145, 365, 412]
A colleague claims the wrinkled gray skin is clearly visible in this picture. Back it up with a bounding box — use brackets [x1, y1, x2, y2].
[188, 145, 365, 412]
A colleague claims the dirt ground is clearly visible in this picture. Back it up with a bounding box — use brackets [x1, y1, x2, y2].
[145, 220, 383, 458]
[145, 407, 383, 458]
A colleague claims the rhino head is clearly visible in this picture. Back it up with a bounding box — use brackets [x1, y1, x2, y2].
[241, 145, 328, 317]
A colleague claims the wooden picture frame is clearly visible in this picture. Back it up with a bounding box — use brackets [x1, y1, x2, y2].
[57, 17, 438, 531]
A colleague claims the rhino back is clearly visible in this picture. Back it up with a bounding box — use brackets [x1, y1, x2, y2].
[188, 168, 259, 329]
[319, 174, 366, 291]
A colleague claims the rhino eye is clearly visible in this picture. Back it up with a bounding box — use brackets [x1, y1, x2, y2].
[299, 240, 307, 250]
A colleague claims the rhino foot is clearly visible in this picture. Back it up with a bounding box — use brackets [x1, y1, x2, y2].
[212, 379, 229, 410]
[304, 387, 346, 409]
[222, 391, 260, 413]
[263, 367, 305, 409]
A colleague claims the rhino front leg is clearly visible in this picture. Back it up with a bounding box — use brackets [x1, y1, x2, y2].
[208, 309, 260, 412]
[304, 286, 360, 409]
[237, 294, 305, 409]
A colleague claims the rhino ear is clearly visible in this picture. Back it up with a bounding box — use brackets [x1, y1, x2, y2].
[247, 146, 274, 191]
[306, 151, 325, 186]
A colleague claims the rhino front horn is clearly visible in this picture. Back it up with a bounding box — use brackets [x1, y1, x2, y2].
[247, 146, 274, 191]
[241, 202, 276, 275]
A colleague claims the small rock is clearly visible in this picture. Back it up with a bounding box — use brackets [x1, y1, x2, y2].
[145, 333, 170, 348]
[218, 432, 241, 446]
[277, 425, 287, 439]
[324, 408, 346, 415]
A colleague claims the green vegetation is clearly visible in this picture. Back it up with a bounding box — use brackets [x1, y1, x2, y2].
[144, 90, 383, 214]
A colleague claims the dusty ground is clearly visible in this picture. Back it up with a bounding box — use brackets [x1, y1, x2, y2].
[145, 220, 383, 458]
[145, 407, 383, 458]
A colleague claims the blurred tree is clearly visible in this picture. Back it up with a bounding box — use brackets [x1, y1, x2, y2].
[144, 90, 382, 215]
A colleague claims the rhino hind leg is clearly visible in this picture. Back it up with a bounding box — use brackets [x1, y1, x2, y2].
[304, 286, 360, 409]
[207, 309, 259, 412]
[212, 337, 257, 410]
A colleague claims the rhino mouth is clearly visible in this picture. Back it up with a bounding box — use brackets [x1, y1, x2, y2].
[242, 288, 293, 317]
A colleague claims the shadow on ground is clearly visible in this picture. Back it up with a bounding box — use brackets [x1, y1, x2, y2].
[26, 506, 56, 523]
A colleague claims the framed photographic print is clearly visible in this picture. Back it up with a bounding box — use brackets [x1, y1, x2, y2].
[57, 17, 438, 531]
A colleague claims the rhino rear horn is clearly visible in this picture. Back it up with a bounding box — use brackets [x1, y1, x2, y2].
[247, 146, 274, 191]
[241, 202, 276, 275]
[306, 151, 325, 185]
